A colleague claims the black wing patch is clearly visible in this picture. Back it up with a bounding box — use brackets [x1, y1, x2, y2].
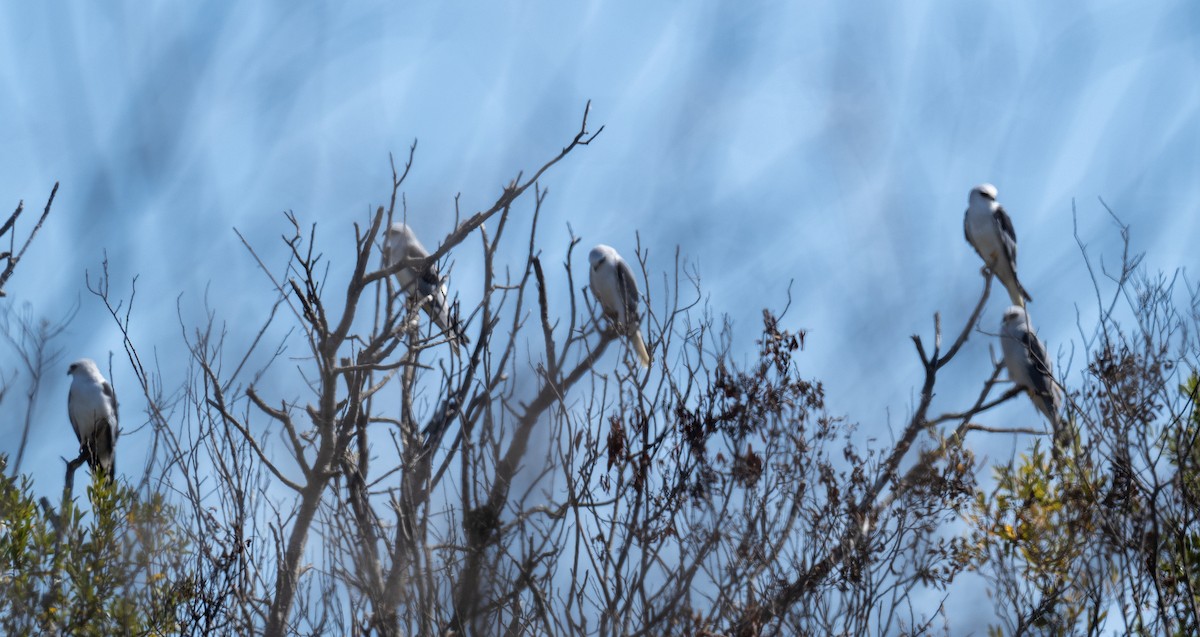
[414, 265, 443, 301]
[92, 418, 116, 476]
[1023, 330, 1055, 398]
[615, 259, 642, 329]
[102, 381, 119, 429]
[994, 205, 1019, 267]
[411, 250, 469, 346]
[67, 385, 82, 443]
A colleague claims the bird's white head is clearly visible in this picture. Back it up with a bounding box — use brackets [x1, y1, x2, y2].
[386, 222, 415, 243]
[1001, 305, 1028, 329]
[67, 358, 102, 379]
[970, 183, 999, 206]
[589, 244, 616, 271]
[383, 222, 418, 265]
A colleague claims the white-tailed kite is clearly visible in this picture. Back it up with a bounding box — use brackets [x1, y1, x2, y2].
[67, 358, 117, 476]
[1000, 306, 1064, 449]
[589, 244, 651, 367]
[383, 222, 469, 352]
[965, 184, 1032, 308]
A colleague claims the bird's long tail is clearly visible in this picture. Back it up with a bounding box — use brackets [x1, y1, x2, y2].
[1030, 388, 1066, 462]
[630, 330, 651, 367]
[434, 312, 470, 354]
[998, 269, 1033, 308]
[91, 423, 116, 479]
[421, 297, 470, 355]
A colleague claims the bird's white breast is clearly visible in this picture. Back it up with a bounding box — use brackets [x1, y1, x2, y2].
[965, 205, 1002, 262]
[69, 379, 111, 439]
[591, 263, 626, 323]
[1000, 331, 1033, 390]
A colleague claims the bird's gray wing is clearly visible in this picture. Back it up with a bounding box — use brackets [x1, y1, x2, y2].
[67, 384, 82, 443]
[992, 205, 1033, 304]
[411, 250, 469, 346]
[102, 380, 119, 432]
[94, 421, 116, 474]
[97, 380, 118, 474]
[392, 240, 436, 281]
[993, 205, 1019, 268]
[413, 260, 444, 299]
[1022, 330, 1056, 400]
[615, 258, 641, 328]
[404, 239, 431, 265]
[384, 231, 432, 276]
[404, 242, 450, 300]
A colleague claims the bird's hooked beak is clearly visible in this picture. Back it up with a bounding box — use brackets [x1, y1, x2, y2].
[591, 259, 604, 271]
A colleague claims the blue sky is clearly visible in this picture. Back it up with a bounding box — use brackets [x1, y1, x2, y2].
[2, 1, 1198, 631]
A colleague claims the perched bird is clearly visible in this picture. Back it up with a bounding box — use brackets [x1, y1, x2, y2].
[1000, 306, 1065, 452]
[382, 222, 469, 352]
[589, 244, 651, 367]
[964, 184, 1032, 307]
[67, 359, 118, 476]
